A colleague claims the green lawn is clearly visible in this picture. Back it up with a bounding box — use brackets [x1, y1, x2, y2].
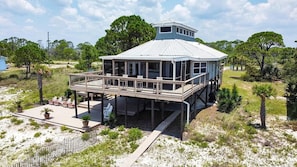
[221, 69, 286, 115]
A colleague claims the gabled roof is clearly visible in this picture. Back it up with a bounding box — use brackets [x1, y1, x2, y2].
[101, 39, 227, 62]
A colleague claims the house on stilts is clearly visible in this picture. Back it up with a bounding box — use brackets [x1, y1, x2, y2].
[69, 21, 227, 137]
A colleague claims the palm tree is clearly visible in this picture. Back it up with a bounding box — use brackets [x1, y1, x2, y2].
[252, 84, 276, 129]
[34, 64, 51, 104]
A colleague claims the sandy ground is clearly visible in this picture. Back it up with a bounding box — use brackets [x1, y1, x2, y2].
[1, 86, 297, 166]
[0, 87, 82, 166]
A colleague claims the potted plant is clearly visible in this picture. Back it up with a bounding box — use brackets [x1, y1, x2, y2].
[40, 107, 54, 119]
[82, 115, 91, 128]
[15, 100, 23, 113]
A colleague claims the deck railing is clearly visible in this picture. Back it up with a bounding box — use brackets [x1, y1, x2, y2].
[69, 72, 209, 101]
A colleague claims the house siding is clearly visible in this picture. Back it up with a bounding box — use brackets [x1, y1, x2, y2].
[155, 26, 195, 41]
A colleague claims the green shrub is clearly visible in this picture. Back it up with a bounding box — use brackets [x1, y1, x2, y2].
[118, 125, 125, 131]
[38, 149, 49, 156]
[127, 128, 143, 142]
[244, 125, 257, 135]
[29, 119, 40, 129]
[0, 131, 6, 139]
[34, 132, 42, 138]
[188, 132, 209, 148]
[283, 132, 297, 143]
[190, 132, 205, 143]
[81, 132, 90, 141]
[60, 125, 69, 132]
[64, 88, 72, 98]
[45, 138, 52, 143]
[9, 74, 19, 79]
[129, 141, 139, 152]
[217, 84, 241, 113]
[251, 147, 258, 154]
[44, 123, 50, 129]
[217, 134, 232, 146]
[0, 116, 11, 120]
[10, 117, 24, 125]
[100, 128, 110, 136]
[108, 131, 119, 139]
[241, 65, 261, 82]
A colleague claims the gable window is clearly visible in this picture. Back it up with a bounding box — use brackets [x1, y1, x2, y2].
[160, 26, 171, 33]
[193, 62, 207, 74]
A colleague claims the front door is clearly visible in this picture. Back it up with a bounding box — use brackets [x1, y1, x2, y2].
[128, 62, 141, 77]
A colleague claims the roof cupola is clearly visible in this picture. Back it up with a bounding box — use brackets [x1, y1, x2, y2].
[152, 21, 197, 41]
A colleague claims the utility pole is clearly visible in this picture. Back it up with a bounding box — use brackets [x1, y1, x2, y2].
[47, 32, 50, 55]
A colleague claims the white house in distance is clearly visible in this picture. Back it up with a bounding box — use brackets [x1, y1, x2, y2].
[69, 21, 227, 137]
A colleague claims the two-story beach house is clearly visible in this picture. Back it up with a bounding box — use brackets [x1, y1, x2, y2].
[69, 21, 227, 136]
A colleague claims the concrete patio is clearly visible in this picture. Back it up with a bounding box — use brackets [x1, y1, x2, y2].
[13, 103, 103, 132]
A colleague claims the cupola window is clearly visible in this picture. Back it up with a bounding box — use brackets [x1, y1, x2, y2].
[160, 26, 171, 33]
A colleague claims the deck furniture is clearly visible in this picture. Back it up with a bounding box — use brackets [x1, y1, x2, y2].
[103, 103, 113, 121]
[54, 97, 63, 106]
[68, 100, 75, 108]
[48, 96, 57, 105]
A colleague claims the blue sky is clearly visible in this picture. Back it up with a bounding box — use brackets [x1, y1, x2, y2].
[0, 0, 297, 48]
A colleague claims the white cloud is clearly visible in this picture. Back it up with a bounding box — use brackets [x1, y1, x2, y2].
[162, 4, 191, 22]
[1, 0, 297, 47]
[61, 7, 77, 16]
[158, 0, 296, 46]
[184, 0, 211, 11]
[25, 18, 33, 23]
[289, 8, 297, 20]
[0, 16, 14, 27]
[24, 25, 35, 31]
[2, 0, 45, 14]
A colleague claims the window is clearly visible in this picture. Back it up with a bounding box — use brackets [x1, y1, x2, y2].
[176, 27, 179, 33]
[115, 61, 124, 76]
[160, 26, 171, 33]
[193, 62, 207, 74]
[104, 60, 112, 74]
[180, 28, 182, 33]
[149, 62, 159, 72]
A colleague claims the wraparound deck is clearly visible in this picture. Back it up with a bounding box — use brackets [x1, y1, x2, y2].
[69, 72, 209, 102]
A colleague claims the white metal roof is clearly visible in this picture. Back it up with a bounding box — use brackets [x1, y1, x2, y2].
[101, 39, 227, 62]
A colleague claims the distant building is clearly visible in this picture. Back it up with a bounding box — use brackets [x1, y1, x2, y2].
[0, 56, 7, 71]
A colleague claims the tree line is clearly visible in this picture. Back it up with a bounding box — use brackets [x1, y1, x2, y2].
[0, 15, 296, 95]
